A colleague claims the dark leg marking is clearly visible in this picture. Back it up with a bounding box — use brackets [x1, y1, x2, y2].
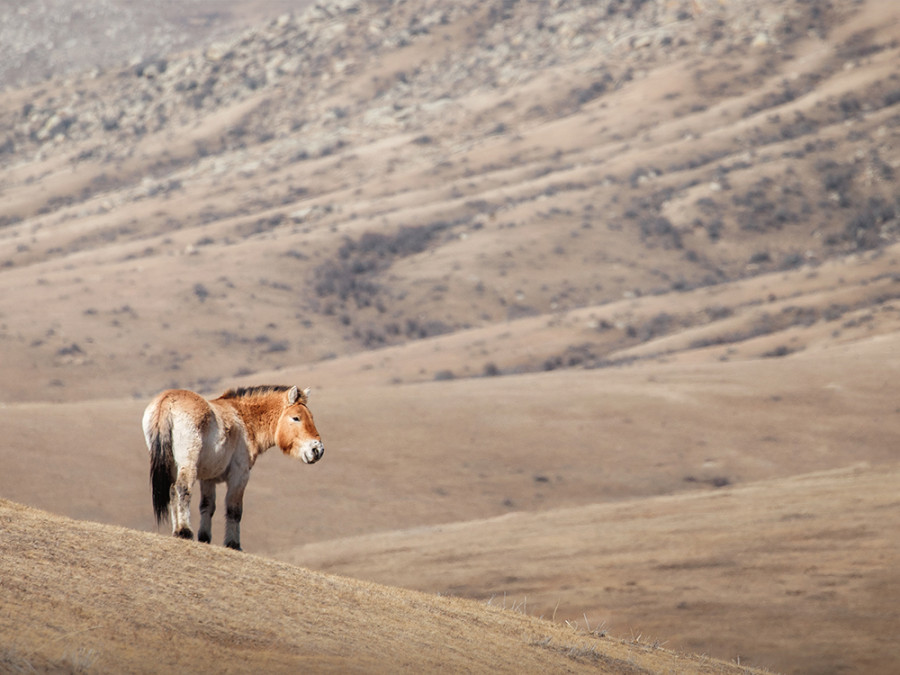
[224, 505, 243, 551]
[198, 492, 214, 543]
[175, 527, 194, 540]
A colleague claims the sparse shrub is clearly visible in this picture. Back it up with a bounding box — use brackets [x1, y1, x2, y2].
[684, 475, 731, 488]
[844, 197, 898, 250]
[241, 214, 285, 237]
[817, 159, 855, 207]
[781, 252, 805, 269]
[405, 318, 451, 339]
[639, 215, 682, 249]
[704, 305, 733, 321]
[314, 221, 457, 309]
[837, 94, 862, 119]
[639, 313, 676, 341]
[263, 340, 289, 353]
[762, 345, 794, 358]
[705, 218, 724, 242]
[0, 214, 22, 229]
[571, 74, 613, 106]
[0, 136, 15, 155]
[541, 344, 599, 371]
[57, 343, 84, 357]
[628, 166, 660, 188]
[779, 111, 819, 139]
[193, 283, 209, 302]
[354, 326, 387, 348]
[743, 82, 797, 117]
[482, 362, 501, 377]
[824, 304, 850, 322]
[732, 176, 805, 232]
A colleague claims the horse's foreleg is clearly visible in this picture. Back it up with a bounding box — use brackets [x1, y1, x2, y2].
[223, 474, 249, 551]
[172, 465, 197, 540]
[197, 480, 216, 544]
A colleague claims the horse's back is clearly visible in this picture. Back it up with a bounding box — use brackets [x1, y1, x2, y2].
[143, 389, 215, 445]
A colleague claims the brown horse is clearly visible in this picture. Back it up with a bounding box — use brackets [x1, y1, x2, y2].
[142, 384, 324, 550]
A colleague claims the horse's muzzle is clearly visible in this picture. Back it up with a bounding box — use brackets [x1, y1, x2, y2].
[300, 440, 325, 464]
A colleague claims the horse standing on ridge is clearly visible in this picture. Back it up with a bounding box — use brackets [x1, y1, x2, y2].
[142, 384, 324, 551]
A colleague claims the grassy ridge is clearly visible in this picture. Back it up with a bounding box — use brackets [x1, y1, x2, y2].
[0, 499, 759, 674]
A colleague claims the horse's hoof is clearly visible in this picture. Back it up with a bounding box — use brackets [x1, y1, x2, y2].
[197, 531, 211, 544]
[225, 541, 242, 551]
[175, 528, 194, 540]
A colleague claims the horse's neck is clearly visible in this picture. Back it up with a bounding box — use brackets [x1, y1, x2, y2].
[230, 397, 281, 454]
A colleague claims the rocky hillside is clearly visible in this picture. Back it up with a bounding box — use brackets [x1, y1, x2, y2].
[2, 0, 900, 400]
[0, 0, 303, 90]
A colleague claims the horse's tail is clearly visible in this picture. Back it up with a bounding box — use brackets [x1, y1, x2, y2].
[144, 400, 175, 525]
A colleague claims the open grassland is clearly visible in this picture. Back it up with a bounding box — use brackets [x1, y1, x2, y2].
[2, 331, 899, 672]
[285, 464, 900, 674]
[0, 499, 764, 674]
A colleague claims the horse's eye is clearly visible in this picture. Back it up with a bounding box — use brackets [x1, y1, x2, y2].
[291, 416, 301, 423]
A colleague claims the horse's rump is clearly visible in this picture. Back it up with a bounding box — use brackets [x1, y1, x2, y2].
[143, 390, 212, 524]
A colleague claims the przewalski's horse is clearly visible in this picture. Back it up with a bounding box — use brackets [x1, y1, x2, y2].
[142, 384, 324, 550]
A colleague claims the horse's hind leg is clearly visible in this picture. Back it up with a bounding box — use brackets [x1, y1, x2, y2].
[197, 480, 216, 544]
[171, 464, 197, 539]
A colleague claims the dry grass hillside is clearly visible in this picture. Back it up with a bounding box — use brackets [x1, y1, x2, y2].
[2, 0, 900, 672]
[285, 464, 900, 674]
[0, 499, 763, 674]
[2, 0, 899, 401]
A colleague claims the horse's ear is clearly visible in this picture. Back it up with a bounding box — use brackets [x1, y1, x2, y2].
[287, 385, 300, 405]
[302, 387, 311, 401]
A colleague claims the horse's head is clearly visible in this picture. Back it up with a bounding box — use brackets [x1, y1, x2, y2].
[275, 385, 324, 464]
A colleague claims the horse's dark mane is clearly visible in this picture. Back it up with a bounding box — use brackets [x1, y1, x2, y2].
[218, 385, 291, 400]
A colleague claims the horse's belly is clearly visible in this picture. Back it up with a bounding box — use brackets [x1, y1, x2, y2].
[197, 457, 230, 481]
[197, 441, 242, 481]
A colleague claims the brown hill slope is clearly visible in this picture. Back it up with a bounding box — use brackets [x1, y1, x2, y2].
[1, 0, 899, 401]
[2, 328, 899, 672]
[0, 499, 760, 674]
[2, 329, 899, 551]
[283, 464, 900, 675]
